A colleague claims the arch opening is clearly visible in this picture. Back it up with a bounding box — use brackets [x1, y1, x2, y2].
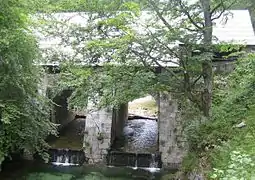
[110, 95, 159, 154]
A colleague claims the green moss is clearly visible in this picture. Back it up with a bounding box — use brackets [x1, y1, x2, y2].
[49, 136, 83, 150]
[160, 173, 176, 180]
[84, 141, 90, 147]
[48, 119, 85, 150]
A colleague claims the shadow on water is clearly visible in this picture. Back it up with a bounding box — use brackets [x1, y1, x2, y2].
[47, 118, 85, 150]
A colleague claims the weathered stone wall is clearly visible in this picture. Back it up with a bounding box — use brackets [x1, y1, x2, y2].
[213, 61, 235, 74]
[38, 72, 49, 97]
[158, 93, 186, 168]
[83, 105, 112, 164]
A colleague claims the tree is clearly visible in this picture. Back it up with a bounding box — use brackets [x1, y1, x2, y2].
[39, 0, 239, 117]
[0, 0, 57, 165]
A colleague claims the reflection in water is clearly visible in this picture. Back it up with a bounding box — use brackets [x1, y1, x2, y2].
[0, 162, 163, 180]
[26, 172, 132, 180]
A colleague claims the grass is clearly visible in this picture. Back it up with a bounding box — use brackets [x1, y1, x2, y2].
[128, 96, 157, 117]
[205, 107, 255, 178]
[181, 105, 255, 179]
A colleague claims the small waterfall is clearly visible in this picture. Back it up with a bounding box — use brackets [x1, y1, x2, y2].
[49, 148, 86, 166]
[149, 154, 158, 168]
[145, 153, 160, 173]
[64, 154, 69, 164]
[133, 153, 138, 170]
[70, 154, 78, 164]
[56, 155, 61, 163]
[107, 151, 161, 173]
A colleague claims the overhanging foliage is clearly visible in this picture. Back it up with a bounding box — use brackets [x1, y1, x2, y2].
[0, 0, 57, 164]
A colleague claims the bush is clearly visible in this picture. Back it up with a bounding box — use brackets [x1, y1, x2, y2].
[185, 53, 255, 178]
[210, 151, 255, 180]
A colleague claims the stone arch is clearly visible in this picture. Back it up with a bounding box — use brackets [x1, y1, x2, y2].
[51, 89, 75, 128]
[110, 95, 159, 153]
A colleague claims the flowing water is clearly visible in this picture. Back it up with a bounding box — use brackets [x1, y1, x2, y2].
[123, 119, 158, 153]
[0, 115, 162, 179]
[0, 161, 163, 180]
[49, 149, 85, 166]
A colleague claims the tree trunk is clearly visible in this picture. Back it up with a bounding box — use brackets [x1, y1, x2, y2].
[201, 61, 212, 117]
[248, 8, 255, 32]
[200, 0, 213, 117]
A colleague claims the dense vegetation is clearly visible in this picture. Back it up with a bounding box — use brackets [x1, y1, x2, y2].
[43, 0, 255, 179]
[0, 0, 57, 166]
[1, 0, 255, 179]
[181, 2, 255, 179]
[179, 52, 255, 179]
[40, 0, 221, 118]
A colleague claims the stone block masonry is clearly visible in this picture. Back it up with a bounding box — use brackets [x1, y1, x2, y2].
[41, 69, 187, 167]
[158, 93, 186, 168]
[82, 93, 187, 167]
[83, 105, 112, 164]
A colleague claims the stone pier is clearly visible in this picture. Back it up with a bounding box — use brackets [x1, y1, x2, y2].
[82, 94, 186, 167]
[158, 93, 186, 168]
[83, 102, 129, 163]
[41, 69, 187, 167]
[83, 105, 113, 164]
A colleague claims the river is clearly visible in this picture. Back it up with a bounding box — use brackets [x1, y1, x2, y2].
[0, 101, 167, 180]
[0, 160, 164, 180]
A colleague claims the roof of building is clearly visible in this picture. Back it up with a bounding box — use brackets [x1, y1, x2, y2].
[35, 10, 255, 67]
[213, 10, 255, 45]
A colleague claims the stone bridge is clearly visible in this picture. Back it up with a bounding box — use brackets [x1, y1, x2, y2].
[35, 9, 255, 168]
[38, 60, 235, 169]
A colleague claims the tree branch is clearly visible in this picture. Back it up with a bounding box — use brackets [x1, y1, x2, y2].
[132, 45, 181, 82]
[148, 0, 173, 31]
[191, 74, 203, 88]
[210, 0, 223, 17]
[179, 0, 204, 30]
[211, 8, 225, 21]
[211, 0, 237, 21]
[147, 29, 181, 60]
[184, 27, 200, 32]
[130, 47, 157, 74]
